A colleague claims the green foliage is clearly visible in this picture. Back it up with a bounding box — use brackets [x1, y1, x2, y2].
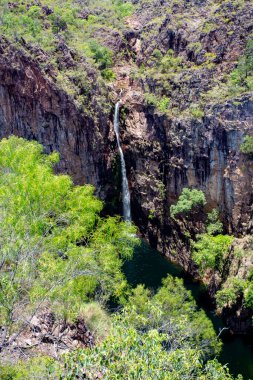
[159, 49, 183, 73]
[144, 93, 170, 113]
[128, 276, 221, 358]
[188, 41, 202, 54]
[240, 135, 253, 155]
[206, 209, 223, 235]
[52, 276, 228, 380]
[244, 272, 253, 310]
[101, 68, 116, 81]
[0, 356, 54, 380]
[193, 234, 234, 273]
[202, 21, 217, 34]
[78, 302, 111, 340]
[59, 320, 204, 379]
[229, 39, 253, 93]
[0, 136, 138, 338]
[190, 104, 205, 119]
[170, 188, 206, 218]
[115, 1, 134, 18]
[89, 40, 113, 70]
[245, 286, 253, 309]
[148, 208, 155, 220]
[216, 278, 247, 309]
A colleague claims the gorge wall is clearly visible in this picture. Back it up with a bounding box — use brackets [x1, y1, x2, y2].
[1, 0, 253, 331]
[122, 96, 253, 266]
[0, 38, 113, 198]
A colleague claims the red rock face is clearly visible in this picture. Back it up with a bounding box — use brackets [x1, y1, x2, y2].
[0, 38, 112, 196]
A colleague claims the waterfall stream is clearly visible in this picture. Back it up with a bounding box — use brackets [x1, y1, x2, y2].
[113, 102, 131, 222]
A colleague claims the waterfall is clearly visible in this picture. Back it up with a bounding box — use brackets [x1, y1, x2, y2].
[113, 102, 131, 222]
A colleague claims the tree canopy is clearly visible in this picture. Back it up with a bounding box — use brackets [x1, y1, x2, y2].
[0, 136, 138, 349]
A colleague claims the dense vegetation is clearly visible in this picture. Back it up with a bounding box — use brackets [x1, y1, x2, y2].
[240, 135, 253, 155]
[1, 0, 253, 377]
[170, 188, 206, 218]
[0, 138, 240, 379]
[0, 0, 134, 113]
[0, 136, 137, 342]
[171, 188, 253, 318]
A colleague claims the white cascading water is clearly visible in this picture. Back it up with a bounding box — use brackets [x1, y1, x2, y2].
[113, 102, 132, 222]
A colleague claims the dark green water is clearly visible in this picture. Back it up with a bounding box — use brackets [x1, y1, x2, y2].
[123, 241, 253, 380]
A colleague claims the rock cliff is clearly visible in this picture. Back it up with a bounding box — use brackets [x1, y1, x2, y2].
[1, 0, 253, 331]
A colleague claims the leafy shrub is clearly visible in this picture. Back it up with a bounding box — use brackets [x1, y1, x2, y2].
[157, 96, 170, 112]
[190, 105, 205, 119]
[78, 302, 111, 340]
[56, 276, 226, 379]
[206, 209, 223, 235]
[216, 278, 247, 309]
[245, 283, 253, 309]
[0, 356, 54, 380]
[0, 136, 138, 344]
[144, 93, 170, 113]
[170, 188, 206, 218]
[229, 39, 253, 91]
[49, 14, 68, 33]
[101, 68, 116, 81]
[160, 49, 183, 73]
[240, 135, 253, 155]
[89, 40, 113, 70]
[115, 1, 134, 18]
[193, 234, 234, 273]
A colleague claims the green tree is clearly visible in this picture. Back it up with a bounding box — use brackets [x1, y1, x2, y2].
[193, 234, 234, 273]
[206, 209, 223, 235]
[55, 305, 234, 380]
[170, 188, 206, 218]
[229, 39, 253, 91]
[0, 136, 138, 351]
[240, 135, 253, 155]
[216, 278, 247, 309]
[89, 40, 113, 70]
[128, 276, 221, 358]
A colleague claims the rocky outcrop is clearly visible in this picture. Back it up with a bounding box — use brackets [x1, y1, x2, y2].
[1, 309, 94, 361]
[0, 37, 113, 199]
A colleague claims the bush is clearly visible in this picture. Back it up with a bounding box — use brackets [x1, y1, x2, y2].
[190, 105, 205, 119]
[144, 93, 170, 113]
[193, 234, 234, 273]
[229, 39, 253, 92]
[101, 68, 116, 81]
[56, 276, 225, 379]
[206, 209, 223, 235]
[78, 302, 111, 340]
[216, 278, 247, 309]
[0, 136, 138, 346]
[89, 40, 113, 70]
[115, 1, 134, 18]
[240, 135, 253, 155]
[170, 188, 206, 218]
[245, 284, 253, 309]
